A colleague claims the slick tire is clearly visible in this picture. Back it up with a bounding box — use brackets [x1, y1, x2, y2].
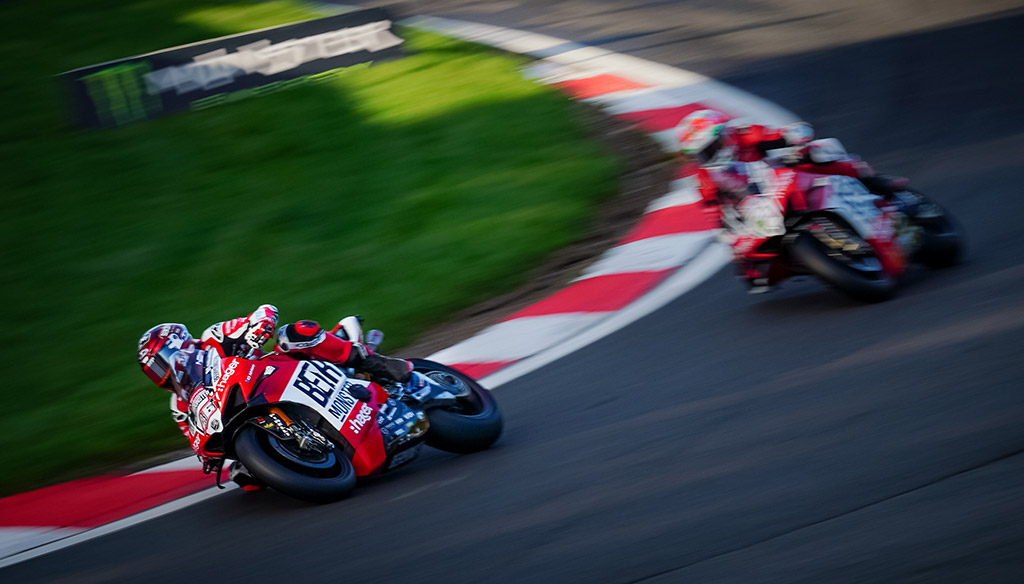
[410, 359, 503, 454]
[791, 232, 897, 303]
[912, 202, 964, 268]
[234, 425, 357, 504]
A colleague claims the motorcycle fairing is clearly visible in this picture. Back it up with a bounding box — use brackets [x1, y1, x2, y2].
[266, 359, 388, 475]
[809, 175, 908, 275]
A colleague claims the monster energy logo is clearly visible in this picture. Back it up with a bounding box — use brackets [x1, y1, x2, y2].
[81, 62, 163, 127]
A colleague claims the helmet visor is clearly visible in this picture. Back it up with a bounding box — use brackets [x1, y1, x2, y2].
[146, 342, 184, 387]
[170, 349, 206, 397]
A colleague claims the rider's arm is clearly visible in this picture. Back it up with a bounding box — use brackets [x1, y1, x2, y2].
[201, 304, 278, 357]
[169, 393, 202, 455]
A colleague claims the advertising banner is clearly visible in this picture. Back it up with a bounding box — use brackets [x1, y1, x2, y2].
[59, 7, 405, 129]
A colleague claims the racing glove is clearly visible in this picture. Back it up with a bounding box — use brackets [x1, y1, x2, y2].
[243, 304, 279, 351]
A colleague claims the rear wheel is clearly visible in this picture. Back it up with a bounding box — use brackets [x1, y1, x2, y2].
[410, 359, 503, 454]
[790, 228, 897, 303]
[234, 424, 356, 503]
[901, 190, 964, 268]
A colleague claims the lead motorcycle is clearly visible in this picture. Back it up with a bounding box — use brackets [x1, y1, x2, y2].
[716, 139, 963, 302]
[183, 317, 503, 503]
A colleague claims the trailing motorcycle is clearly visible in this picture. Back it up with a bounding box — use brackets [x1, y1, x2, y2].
[184, 317, 502, 503]
[716, 140, 963, 302]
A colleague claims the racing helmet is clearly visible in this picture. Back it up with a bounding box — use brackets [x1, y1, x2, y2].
[138, 323, 195, 389]
[677, 109, 731, 163]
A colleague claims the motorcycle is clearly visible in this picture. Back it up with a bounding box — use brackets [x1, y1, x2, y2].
[715, 139, 963, 302]
[183, 317, 503, 503]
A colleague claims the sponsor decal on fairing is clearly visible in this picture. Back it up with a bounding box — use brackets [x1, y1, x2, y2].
[278, 361, 372, 430]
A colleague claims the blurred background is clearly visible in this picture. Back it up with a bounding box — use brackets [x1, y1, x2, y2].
[0, 0, 618, 495]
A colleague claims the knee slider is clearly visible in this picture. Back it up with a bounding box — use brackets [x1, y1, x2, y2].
[276, 320, 326, 353]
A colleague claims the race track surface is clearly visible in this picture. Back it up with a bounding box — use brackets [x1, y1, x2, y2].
[6, 1, 1023, 582]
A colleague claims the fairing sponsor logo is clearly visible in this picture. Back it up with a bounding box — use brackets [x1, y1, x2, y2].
[287, 360, 345, 407]
[328, 385, 358, 421]
[348, 403, 374, 435]
[215, 358, 240, 393]
[188, 388, 220, 435]
[824, 176, 879, 237]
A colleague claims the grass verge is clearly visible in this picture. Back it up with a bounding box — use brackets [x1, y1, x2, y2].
[0, 0, 617, 495]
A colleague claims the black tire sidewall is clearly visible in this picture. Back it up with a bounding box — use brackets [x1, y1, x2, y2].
[409, 359, 504, 454]
[233, 424, 357, 503]
[790, 231, 897, 302]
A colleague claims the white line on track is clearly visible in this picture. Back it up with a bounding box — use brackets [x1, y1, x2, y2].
[0, 484, 238, 569]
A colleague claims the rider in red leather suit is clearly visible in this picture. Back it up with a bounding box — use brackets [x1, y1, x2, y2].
[677, 110, 898, 291]
[137, 304, 417, 489]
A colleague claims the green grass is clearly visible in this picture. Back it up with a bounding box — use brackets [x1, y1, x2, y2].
[0, 1, 618, 495]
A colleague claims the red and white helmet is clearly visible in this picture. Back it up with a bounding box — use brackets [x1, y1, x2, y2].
[138, 323, 196, 388]
[677, 109, 731, 163]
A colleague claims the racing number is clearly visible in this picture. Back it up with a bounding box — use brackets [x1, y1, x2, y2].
[290, 361, 344, 407]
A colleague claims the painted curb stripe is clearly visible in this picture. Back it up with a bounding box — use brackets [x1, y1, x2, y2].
[0, 471, 216, 529]
[502, 271, 673, 320]
[612, 103, 710, 134]
[575, 231, 715, 281]
[619, 202, 719, 244]
[446, 360, 520, 380]
[429, 312, 607, 364]
[553, 74, 651, 99]
[646, 177, 702, 212]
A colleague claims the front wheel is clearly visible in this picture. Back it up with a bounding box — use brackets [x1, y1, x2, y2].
[234, 424, 356, 503]
[409, 359, 503, 454]
[790, 230, 897, 303]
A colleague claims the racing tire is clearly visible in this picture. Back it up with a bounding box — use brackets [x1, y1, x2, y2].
[234, 424, 357, 504]
[410, 359, 503, 454]
[907, 193, 963, 268]
[790, 231, 897, 303]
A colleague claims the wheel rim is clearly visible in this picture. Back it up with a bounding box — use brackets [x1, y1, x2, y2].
[424, 370, 483, 415]
[260, 430, 340, 476]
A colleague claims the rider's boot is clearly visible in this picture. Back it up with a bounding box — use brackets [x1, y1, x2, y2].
[345, 343, 414, 383]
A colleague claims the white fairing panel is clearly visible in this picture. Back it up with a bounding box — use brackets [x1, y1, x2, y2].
[278, 360, 372, 430]
[820, 175, 881, 237]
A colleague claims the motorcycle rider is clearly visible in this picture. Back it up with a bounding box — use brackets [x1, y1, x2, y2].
[137, 304, 424, 490]
[676, 109, 903, 292]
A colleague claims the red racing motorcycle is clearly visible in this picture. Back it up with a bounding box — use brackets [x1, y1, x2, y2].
[183, 319, 502, 503]
[716, 141, 963, 302]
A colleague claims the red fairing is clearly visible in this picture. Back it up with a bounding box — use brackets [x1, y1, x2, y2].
[338, 383, 390, 476]
[243, 357, 390, 476]
[793, 160, 861, 178]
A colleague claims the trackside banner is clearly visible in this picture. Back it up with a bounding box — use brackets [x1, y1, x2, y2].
[59, 8, 405, 129]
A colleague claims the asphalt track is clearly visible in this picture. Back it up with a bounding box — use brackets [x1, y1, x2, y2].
[7, 1, 1024, 582]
